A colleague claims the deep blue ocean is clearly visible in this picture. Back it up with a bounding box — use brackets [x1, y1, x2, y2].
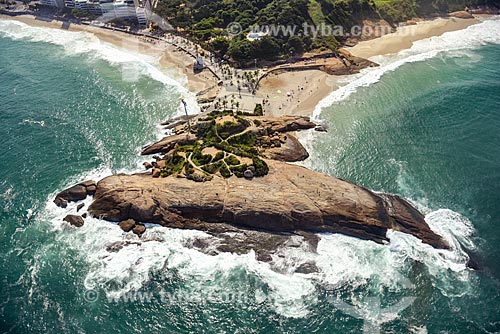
[1, 17, 499, 333]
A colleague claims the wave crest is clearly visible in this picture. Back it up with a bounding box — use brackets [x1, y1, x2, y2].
[313, 18, 500, 119]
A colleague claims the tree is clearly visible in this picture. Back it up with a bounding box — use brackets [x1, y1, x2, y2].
[228, 38, 254, 60]
[287, 36, 305, 55]
[253, 36, 282, 60]
[254, 103, 263, 116]
[210, 37, 230, 56]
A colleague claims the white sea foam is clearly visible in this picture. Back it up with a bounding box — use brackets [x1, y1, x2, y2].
[312, 17, 500, 120]
[37, 194, 315, 317]
[0, 19, 199, 115]
[35, 170, 477, 319]
[21, 119, 46, 127]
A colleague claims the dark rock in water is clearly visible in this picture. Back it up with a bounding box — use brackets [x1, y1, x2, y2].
[143, 162, 153, 170]
[77, 203, 84, 212]
[192, 238, 211, 251]
[63, 214, 84, 227]
[315, 125, 328, 132]
[54, 196, 68, 208]
[296, 231, 320, 252]
[82, 213, 87, 219]
[55, 180, 96, 204]
[295, 262, 319, 274]
[79, 180, 96, 188]
[256, 253, 273, 262]
[106, 240, 142, 253]
[119, 219, 136, 232]
[467, 257, 480, 271]
[56, 185, 87, 202]
[86, 185, 97, 196]
[464, 249, 481, 270]
[132, 224, 146, 237]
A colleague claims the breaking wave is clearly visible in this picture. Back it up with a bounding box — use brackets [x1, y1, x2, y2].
[313, 17, 500, 119]
[0, 19, 200, 115]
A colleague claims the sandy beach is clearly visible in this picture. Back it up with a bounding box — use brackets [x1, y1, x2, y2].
[255, 70, 337, 117]
[0, 13, 483, 117]
[237, 16, 481, 116]
[347, 17, 479, 59]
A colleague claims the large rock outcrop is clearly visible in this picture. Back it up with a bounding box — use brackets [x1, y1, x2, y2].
[56, 111, 449, 259]
[88, 160, 448, 249]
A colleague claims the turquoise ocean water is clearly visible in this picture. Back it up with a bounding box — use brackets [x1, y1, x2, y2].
[0, 18, 499, 333]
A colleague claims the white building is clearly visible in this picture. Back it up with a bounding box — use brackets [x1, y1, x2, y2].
[66, 0, 151, 27]
[194, 53, 205, 71]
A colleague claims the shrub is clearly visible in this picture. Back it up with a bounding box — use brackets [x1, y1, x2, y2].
[219, 164, 232, 178]
[212, 151, 225, 162]
[224, 155, 240, 166]
[187, 173, 212, 182]
[185, 162, 195, 175]
[230, 164, 248, 178]
[202, 161, 223, 174]
[252, 157, 269, 177]
[210, 37, 230, 56]
[191, 147, 213, 166]
[228, 131, 256, 147]
[216, 121, 247, 139]
[164, 152, 186, 175]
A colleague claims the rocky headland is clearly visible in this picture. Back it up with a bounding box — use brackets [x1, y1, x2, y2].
[54, 110, 449, 265]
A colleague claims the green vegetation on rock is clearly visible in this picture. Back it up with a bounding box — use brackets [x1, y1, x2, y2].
[224, 155, 241, 166]
[149, 109, 277, 181]
[252, 157, 269, 177]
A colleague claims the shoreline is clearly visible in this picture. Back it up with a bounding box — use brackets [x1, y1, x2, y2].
[0, 13, 483, 118]
[0, 13, 219, 95]
[346, 17, 480, 59]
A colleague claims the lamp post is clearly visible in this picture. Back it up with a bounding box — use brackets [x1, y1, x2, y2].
[181, 99, 192, 134]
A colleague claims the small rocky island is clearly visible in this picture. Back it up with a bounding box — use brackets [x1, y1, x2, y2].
[54, 109, 449, 263]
